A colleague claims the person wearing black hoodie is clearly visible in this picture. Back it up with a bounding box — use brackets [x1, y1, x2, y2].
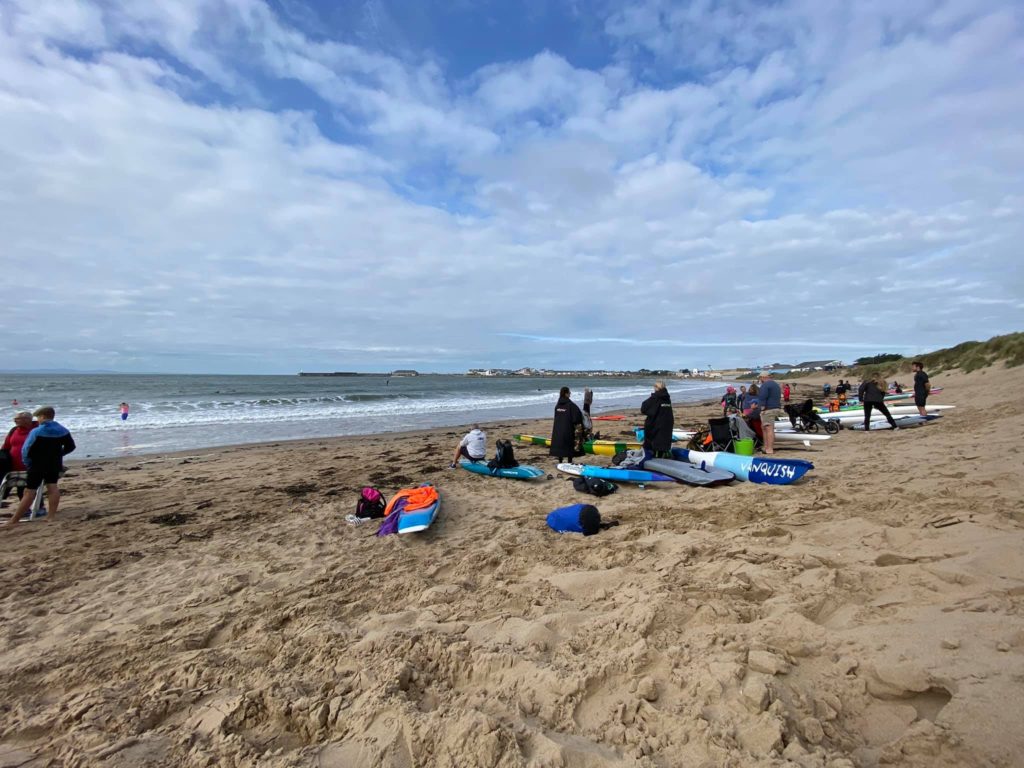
[550, 386, 583, 463]
[857, 376, 898, 430]
[641, 381, 674, 458]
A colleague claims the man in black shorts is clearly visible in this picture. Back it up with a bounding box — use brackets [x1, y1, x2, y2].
[4, 406, 75, 528]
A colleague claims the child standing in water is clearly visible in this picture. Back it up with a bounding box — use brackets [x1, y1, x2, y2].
[120, 402, 130, 422]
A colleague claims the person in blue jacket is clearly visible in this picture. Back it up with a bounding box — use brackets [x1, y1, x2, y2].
[4, 406, 75, 527]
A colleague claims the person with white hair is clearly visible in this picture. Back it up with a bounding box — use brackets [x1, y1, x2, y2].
[450, 424, 486, 468]
[1, 411, 36, 482]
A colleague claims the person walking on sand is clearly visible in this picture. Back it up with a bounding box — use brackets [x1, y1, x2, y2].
[858, 376, 898, 430]
[550, 386, 583, 463]
[758, 372, 782, 454]
[450, 425, 486, 468]
[4, 406, 75, 528]
[641, 381, 674, 458]
[119, 402, 130, 422]
[782, 383, 791, 404]
[912, 361, 930, 417]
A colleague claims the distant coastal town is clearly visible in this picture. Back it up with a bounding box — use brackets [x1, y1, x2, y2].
[298, 359, 844, 378]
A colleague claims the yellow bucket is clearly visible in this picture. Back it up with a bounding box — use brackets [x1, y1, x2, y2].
[734, 438, 755, 456]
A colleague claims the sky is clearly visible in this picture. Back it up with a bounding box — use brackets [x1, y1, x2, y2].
[1, 0, 1022, 374]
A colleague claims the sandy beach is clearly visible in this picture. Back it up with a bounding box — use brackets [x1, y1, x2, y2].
[1, 365, 1022, 767]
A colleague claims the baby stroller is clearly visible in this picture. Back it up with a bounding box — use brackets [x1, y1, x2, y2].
[784, 399, 841, 434]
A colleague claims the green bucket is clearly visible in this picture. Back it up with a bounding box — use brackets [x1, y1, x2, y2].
[734, 438, 755, 456]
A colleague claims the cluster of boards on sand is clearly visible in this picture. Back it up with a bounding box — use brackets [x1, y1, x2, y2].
[480, 436, 816, 486]
[422, 399, 955, 527]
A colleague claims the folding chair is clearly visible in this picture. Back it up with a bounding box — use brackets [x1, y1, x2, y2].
[0, 472, 48, 521]
[707, 418, 734, 452]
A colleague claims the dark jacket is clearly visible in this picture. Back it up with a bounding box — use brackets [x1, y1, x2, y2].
[641, 388, 674, 452]
[858, 380, 886, 404]
[914, 370, 930, 398]
[22, 420, 76, 469]
[550, 396, 583, 458]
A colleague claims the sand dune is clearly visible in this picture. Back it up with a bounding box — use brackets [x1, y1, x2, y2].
[2, 366, 1023, 767]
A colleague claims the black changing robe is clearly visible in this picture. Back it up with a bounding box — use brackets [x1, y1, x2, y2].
[641, 387, 674, 453]
[550, 395, 583, 458]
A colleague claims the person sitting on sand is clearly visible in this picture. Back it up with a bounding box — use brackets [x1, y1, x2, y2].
[4, 406, 75, 527]
[550, 387, 583, 463]
[450, 425, 486, 468]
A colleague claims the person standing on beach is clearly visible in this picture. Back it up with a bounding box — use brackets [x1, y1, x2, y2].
[550, 387, 583, 463]
[758, 372, 782, 454]
[4, 406, 75, 527]
[450, 425, 486, 467]
[641, 381, 674, 458]
[782, 383, 791, 404]
[120, 402, 130, 422]
[737, 385, 748, 412]
[912, 361, 930, 417]
[858, 376, 898, 430]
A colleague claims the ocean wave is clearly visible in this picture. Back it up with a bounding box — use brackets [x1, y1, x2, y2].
[59, 381, 726, 434]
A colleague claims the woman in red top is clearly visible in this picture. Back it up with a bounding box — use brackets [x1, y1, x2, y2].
[2, 411, 37, 472]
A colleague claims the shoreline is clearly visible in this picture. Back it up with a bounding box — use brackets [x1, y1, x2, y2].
[64, 393, 736, 469]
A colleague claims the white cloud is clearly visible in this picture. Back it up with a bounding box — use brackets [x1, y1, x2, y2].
[0, 0, 1020, 373]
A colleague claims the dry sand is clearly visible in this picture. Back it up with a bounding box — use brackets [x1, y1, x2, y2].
[1, 366, 1023, 767]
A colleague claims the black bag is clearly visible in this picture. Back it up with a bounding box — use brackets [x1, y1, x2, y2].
[572, 476, 618, 497]
[355, 487, 387, 519]
[488, 439, 519, 469]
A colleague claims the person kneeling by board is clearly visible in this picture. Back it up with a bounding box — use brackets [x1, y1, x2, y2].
[546, 503, 619, 536]
[450, 425, 486, 468]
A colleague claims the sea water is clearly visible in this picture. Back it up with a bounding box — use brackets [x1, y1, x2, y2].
[0, 374, 730, 459]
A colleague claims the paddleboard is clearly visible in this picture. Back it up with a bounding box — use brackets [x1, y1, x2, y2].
[642, 459, 735, 486]
[671, 448, 813, 485]
[397, 488, 440, 534]
[809, 406, 953, 425]
[846, 414, 941, 431]
[594, 415, 626, 421]
[459, 461, 546, 480]
[556, 463, 675, 484]
[513, 434, 642, 457]
[814, 404, 954, 417]
[660, 428, 830, 444]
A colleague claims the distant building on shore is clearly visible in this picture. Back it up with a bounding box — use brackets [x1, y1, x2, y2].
[790, 359, 843, 372]
[391, 369, 419, 377]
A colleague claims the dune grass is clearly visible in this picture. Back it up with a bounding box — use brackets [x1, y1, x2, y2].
[849, 332, 1024, 379]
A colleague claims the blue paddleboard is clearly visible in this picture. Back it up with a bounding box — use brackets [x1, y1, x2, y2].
[459, 461, 546, 480]
[557, 463, 675, 484]
[397, 489, 441, 534]
[671, 448, 813, 485]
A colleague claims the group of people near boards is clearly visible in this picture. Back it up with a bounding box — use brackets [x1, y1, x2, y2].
[450, 361, 933, 466]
